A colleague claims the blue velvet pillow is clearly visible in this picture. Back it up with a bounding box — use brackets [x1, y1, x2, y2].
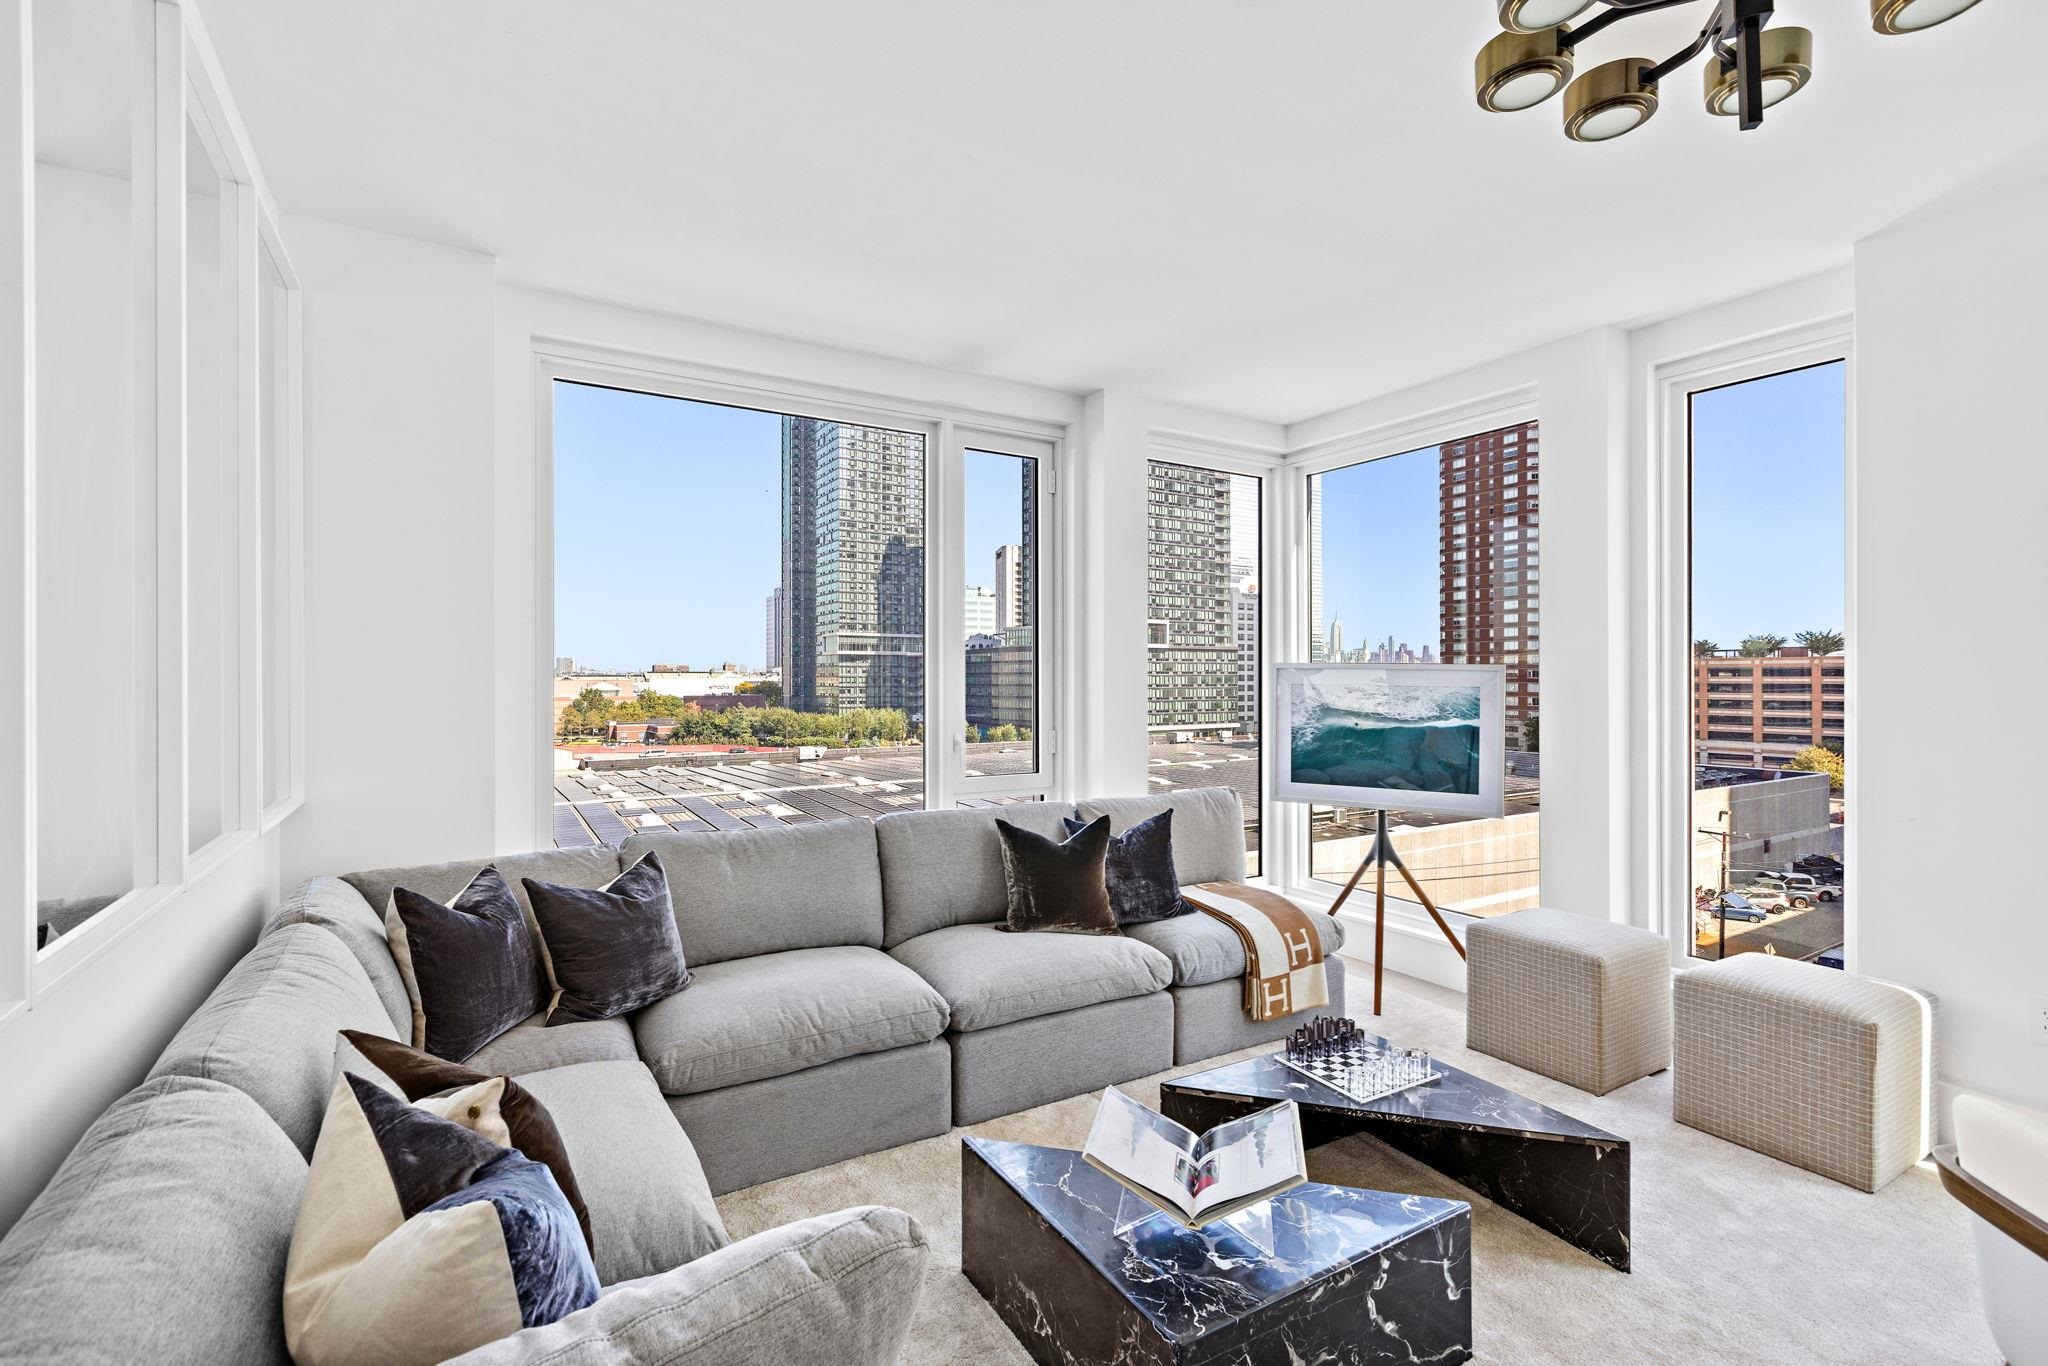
[1064, 809, 1188, 926]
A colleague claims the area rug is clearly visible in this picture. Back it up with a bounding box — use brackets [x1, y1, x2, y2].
[716, 975, 1997, 1364]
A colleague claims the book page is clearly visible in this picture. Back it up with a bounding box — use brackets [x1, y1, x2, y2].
[1189, 1100, 1303, 1218]
[1082, 1087, 1202, 1216]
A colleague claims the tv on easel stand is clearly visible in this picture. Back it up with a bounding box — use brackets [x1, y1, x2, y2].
[1273, 662, 1507, 1016]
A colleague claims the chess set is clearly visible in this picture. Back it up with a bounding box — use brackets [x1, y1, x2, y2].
[1276, 1016, 1442, 1104]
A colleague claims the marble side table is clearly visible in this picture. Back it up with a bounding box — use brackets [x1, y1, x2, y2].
[1163, 1039, 1632, 1271]
[961, 1136, 1472, 1366]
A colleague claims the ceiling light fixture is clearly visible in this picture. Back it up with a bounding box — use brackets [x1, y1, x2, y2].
[1872, 0, 1983, 34]
[1475, 0, 1986, 141]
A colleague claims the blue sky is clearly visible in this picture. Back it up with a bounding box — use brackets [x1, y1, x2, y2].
[554, 382, 1023, 670]
[557, 361, 1845, 672]
[1312, 361, 1846, 656]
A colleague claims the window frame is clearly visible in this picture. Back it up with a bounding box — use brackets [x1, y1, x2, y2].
[1275, 389, 1539, 922]
[1646, 321, 1855, 968]
[1143, 434, 1279, 883]
[531, 344, 1069, 847]
[6, 0, 301, 1007]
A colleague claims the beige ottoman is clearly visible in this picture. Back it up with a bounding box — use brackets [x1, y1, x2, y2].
[1674, 954, 1934, 1191]
[1465, 908, 1671, 1095]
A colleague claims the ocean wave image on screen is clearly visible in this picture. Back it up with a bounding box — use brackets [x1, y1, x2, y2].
[1288, 674, 1483, 795]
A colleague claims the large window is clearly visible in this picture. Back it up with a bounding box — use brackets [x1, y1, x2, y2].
[1687, 362, 1848, 964]
[1303, 421, 1541, 916]
[1145, 460, 1263, 875]
[962, 446, 1041, 780]
[551, 383, 933, 846]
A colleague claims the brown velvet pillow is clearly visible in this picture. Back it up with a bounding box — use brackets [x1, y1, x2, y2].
[994, 815, 1119, 935]
[339, 1029, 594, 1258]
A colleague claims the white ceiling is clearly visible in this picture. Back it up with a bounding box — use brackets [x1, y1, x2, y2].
[197, 0, 2048, 424]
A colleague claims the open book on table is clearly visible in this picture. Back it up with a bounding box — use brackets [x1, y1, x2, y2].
[1081, 1086, 1306, 1229]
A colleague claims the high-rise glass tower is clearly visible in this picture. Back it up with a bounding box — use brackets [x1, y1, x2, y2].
[1145, 461, 1238, 731]
[778, 417, 926, 719]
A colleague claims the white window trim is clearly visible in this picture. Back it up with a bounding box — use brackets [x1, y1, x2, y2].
[1142, 432, 1282, 884]
[1273, 387, 1539, 941]
[1643, 316, 1855, 968]
[529, 341, 1070, 849]
[8, 0, 300, 1011]
[255, 206, 306, 831]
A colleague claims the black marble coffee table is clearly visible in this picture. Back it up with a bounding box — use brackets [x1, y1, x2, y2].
[1161, 1038, 1631, 1271]
[961, 1136, 1471, 1365]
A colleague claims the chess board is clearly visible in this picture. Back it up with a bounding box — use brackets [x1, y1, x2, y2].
[1276, 1039, 1442, 1105]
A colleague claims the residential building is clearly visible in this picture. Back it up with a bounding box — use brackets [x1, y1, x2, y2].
[1439, 422, 1541, 749]
[777, 416, 926, 718]
[1233, 581, 1259, 731]
[1145, 462, 1237, 733]
[965, 629, 1036, 731]
[763, 588, 783, 675]
[1695, 647, 1847, 768]
[994, 544, 1025, 630]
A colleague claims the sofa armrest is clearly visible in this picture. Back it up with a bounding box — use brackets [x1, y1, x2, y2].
[444, 1205, 929, 1366]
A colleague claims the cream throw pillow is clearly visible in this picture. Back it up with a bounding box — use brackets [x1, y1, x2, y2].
[283, 1072, 596, 1365]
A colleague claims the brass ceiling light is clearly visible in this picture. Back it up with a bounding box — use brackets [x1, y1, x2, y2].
[1474, 0, 1988, 140]
[1477, 28, 1576, 112]
[1564, 58, 1661, 142]
[1872, 0, 1983, 34]
[1497, 0, 1597, 34]
[1704, 25, 1811, 115]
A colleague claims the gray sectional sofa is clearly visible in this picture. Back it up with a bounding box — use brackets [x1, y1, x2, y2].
[0, 788, 1344, 1363]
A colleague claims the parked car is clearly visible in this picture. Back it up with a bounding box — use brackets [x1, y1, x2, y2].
[1815, 944, 1847, 970]
[1705, 892, 1770, 923]
[727, 746, 750, 754]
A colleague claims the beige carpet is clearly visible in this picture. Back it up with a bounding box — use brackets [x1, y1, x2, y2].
[717, 973, 1998, 1364]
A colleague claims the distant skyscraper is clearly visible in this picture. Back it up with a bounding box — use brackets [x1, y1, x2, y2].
[1307, 488, 1325, 664]
[778, 416, 926, 718]
[1327, 617, 1344, 663]
[995, 544, 1026, 630]
[1439, 421, 1540, 747]
[1233, 581, 1259, 733]
[1146, 461, 1237, 732]
[554, 656, 576, 676]
[763, 589, 783, 676]
[964, 585, 997, 637]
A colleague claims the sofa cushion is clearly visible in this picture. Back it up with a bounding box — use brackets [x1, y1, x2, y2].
[266, 876, 412, 1035]
[341, 848, 625, 927]
[150, 923, 398, 1155]
[994, 815, 1118, 935]
[633, 947, 948, 1097]
[463, 1013, 639, 1075]
[442, 1206, 929, 1366]
[888, 922, 1172, 1032]
[386, 867, 550, 1062]
[0, 1075, 305, 1366]
[1126, 907, 1346, 988]
[875, 802, 1074, 948]
[620, 819, 885, 967]
[514, 1061, 731, 1285]
[524, 853, 690, 1025]
[1075, 789, 1247, 886]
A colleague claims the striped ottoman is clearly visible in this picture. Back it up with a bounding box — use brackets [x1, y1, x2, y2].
[1465, 908, 1671, 1096]
[1674, 955, 1935, 1191]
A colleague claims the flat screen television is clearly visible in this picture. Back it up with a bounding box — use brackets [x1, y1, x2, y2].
[1272, 662, 1505, 819]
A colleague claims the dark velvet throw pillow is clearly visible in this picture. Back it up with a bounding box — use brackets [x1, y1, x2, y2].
[384, 866, 548, 1064]
[340, 1028, 594, 1258]
[1063, 809, 1189, 926]
[994, 816, 1119, 935]
[523, 853, 690, 1026]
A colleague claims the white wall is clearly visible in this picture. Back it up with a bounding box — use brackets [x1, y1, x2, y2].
[279, 217, 497, 887]
[0, 835, 279, 1231]
[1854, 176, 2048, 1114]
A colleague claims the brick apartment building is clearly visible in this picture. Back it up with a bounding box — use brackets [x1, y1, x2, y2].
[1439, 422, 1541, 748]
[1694, 647, 1845, 768]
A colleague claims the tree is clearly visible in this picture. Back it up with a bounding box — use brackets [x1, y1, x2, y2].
[1786, 744, 1844, 794]
[1796, 628, 1844, 656]
[964, 724, 981, 745]
[1693, 639, 1720, 657]
[988, 724, 1020, 743]
[1739, 634, 1787, 657]
[1520, 714, 1540, 753]
[878, 711, 908, 744]
[738, 680, 784, 706]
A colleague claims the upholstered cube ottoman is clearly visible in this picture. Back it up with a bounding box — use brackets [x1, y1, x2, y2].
[1674, 955, 1935, 1192]
[1465, 907, 1671, 1095]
